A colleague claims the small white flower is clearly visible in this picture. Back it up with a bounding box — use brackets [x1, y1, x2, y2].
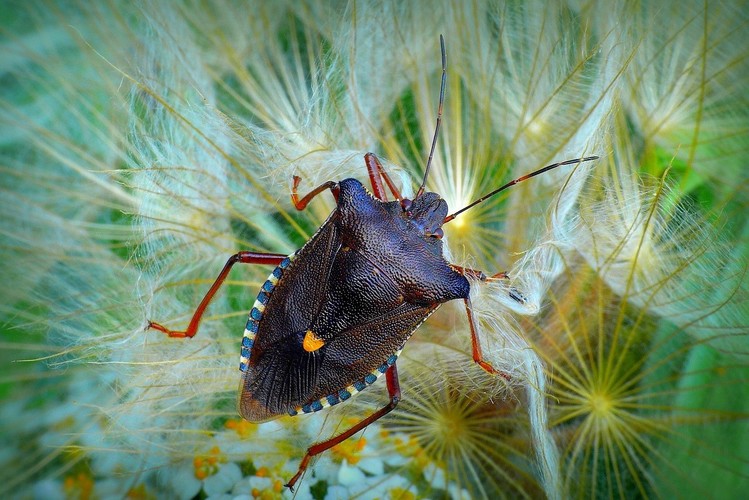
[204, 462, 243, 496]
[164, 463, 202, 500]
[336, 459, 366, 486]
[356, 456, 385, 476]
[325, 484, 350, 500]
[245, 475, 272, 491]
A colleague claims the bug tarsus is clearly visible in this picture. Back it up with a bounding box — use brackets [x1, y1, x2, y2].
[483, 272, 527, 304]
[454, 266, 523, 309]
[508, 287, 527, 304]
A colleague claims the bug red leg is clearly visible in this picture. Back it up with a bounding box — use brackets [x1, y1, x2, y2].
[463, 297, 511, 381]
[364, 152, 402, 201]
[451, 265, 509, 281]
[291, 176, 339, 210]
[147, 251, 287, 338]
[454, 267, 527, 306]
[285, 363, 402, 491]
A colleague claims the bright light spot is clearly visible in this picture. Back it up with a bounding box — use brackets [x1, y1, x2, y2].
[451, 214, 467, 231]
[526, 118, 546, 137]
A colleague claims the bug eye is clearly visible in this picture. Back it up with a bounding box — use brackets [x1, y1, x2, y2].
[401, 198, 412, 213]
[430, 228, 444, 239]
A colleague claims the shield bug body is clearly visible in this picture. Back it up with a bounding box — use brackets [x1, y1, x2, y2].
[147, 35, 597, 489]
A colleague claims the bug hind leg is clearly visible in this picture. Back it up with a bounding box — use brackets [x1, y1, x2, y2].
[284, 363, 402, 491]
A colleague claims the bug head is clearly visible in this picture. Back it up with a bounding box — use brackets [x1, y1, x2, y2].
[400, 191, 447, 239]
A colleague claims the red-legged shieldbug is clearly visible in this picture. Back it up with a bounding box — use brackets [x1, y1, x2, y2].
[147, 35, 597, 490]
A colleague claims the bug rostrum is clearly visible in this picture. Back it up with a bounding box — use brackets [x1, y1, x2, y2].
[147, 35, 597, 490]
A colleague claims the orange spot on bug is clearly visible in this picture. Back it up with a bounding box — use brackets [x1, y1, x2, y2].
[302, 330, 325, 352]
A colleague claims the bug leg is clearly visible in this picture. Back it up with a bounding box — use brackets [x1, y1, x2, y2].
[147, 251, 287, 338]
[364, 152, 402, 201]
[285, 363, 402, 491]
[291, 176, 339, 210]
[463, 298, 511, 381]
[482, 272, 527, 304]
[451, 265, 509, 282]
[453, 267, 527, 305]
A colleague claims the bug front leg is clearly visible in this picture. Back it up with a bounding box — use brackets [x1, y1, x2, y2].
[291, 176, 339, 210]
[451, 265, 509, 281]
[464, 297, 511, 381]
[453, 266, 527, 305]
[147, 251, 287, 338]
[364, 153, 402, 202]
[285, 363, 402, 491]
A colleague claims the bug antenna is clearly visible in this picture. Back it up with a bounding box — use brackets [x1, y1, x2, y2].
[414, 34, 446, 201]
[443, 156, 599, 223]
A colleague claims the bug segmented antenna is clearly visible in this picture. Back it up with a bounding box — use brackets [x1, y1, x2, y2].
[443, 156, 600, 223]
[414, 34, 447, 202]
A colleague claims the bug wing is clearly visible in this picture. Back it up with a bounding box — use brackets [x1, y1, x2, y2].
[258, 213, 341, 347]
[313, 301, 437, 398]
[239, 214, 341, 422]
[239, 300, 435, 422]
